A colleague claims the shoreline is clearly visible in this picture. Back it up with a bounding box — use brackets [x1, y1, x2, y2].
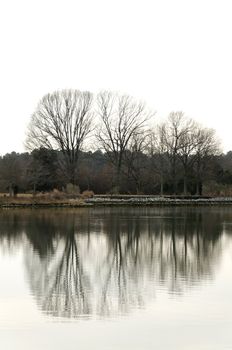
[1, 196, 232, 208]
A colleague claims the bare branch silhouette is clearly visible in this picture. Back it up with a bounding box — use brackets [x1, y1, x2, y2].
[26, 90, 93, 184]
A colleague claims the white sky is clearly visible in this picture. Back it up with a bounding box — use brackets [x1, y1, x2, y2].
[0, 0, 232, 155]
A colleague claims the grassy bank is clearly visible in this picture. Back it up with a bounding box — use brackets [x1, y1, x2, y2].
[0, 193, 87, 208]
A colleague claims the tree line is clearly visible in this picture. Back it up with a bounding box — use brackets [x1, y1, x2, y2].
[1, 89, 232, 196]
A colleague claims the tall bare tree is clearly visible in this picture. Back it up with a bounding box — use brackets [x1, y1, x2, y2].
[161, 112, 194, 194]
[26, 89, 93, 185]
[194, 127, 221, 195]
[148, 125, 169, 195]
[96, 91, 153, 192]
[123, 131, 151, 194]
[178, 119, 199, 194]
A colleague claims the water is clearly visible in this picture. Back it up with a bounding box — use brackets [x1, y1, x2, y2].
[0, 207, 231, 349]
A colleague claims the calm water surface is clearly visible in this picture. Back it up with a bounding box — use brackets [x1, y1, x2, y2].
[0, 207, 232, 349]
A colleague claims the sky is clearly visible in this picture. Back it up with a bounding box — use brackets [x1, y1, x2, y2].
[0, 0, 232, 155]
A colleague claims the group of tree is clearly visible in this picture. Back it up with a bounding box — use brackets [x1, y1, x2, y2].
[0, 89, 231, 196]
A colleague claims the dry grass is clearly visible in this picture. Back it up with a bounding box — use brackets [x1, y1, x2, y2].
[0, 191, 85, 206]
[0, 193, 33, 198]
[81, 190, 94, 199]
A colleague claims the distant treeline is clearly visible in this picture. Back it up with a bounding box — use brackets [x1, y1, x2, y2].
[1, 89, 232, 196]
[1, 148, 232, 196]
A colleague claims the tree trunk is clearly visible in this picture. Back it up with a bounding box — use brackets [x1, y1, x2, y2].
[196, 181, 200, 196]
[173, 168, 177, 195]
[114, 158, 122, 193]
[183, 172, 187, 195]
[172, 156, 177, 195]
[9, 184, 13, 197]
[160, 176, 164, 196]
[33, 183, 36, 197]
[68, 161, 77, 185]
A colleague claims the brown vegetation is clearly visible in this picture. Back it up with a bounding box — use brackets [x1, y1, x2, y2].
[0, 191, 85, 207]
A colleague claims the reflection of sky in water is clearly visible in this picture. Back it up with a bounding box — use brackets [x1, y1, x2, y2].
[0, 207, 232, 350]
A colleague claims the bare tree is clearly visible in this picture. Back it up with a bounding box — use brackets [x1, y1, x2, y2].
[161, 112, 195, 194]
[96, 91, 153, 192]
[123, 131, 151, 194]
[26, 89, 93, 185]
[148, 125, 170, 195]
[178, 119, 199, 194]
[194, 127, 221, 195]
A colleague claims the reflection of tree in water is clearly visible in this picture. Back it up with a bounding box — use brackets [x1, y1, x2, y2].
[21, 207, 227, 319]
[0, 211, 28, 254]
[156, 210, 220, 294]
[24, 211, 93, 318]
[0, 208, 230, 318]
[26, 231, 92, 318]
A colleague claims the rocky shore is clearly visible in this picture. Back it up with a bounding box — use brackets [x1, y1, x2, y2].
[1, 195, 232, 208]
[85, 195, 232, 206]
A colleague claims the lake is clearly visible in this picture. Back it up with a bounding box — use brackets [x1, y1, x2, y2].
[0, 207, 231, 349]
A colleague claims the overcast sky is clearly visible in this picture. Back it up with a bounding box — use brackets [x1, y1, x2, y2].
[0, 0, 231, 155]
